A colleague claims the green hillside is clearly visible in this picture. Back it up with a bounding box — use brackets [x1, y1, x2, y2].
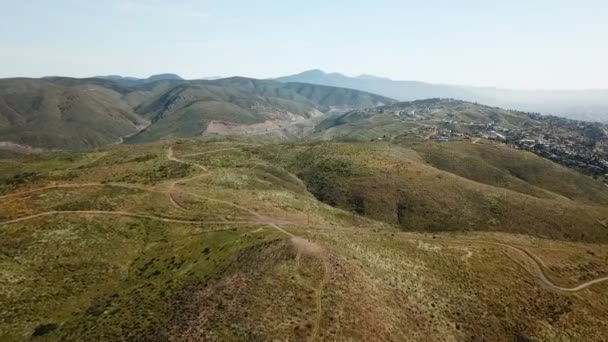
[0, 77, 394, 150]
[0, 79, 148, 150]
[267, 142, 608, 242]
[2, 139, 608, 341]
[412, 140, 608, 204]
[127, 81, 318, 143]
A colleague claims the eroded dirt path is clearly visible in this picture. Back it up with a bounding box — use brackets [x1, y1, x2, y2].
[418, 237, 608, 293]
[291, 236, 330, 342]
[168, 149, 333, 341]
[166, 147, 208, 172]
[0, 183, 110, 199]
[496, 241, 608, 292]
[180, 147, 241, 158]
[165, 147, 211, 212]
[0, 210, 255, 226]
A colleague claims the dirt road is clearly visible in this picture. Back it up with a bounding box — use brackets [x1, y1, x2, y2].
[420, 237, 608, 293]
[0, 210, 254, 226]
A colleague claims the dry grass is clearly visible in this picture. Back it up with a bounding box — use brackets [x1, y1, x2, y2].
[270, 142, 608, 242]
[2, 139, 608, 341]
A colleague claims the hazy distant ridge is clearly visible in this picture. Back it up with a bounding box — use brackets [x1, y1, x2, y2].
[277, 70, 608, 122]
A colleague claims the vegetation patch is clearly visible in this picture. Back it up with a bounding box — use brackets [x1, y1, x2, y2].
[0, 172, 40, 194]
[289, 150, 357, 205]
[117, 161, 192, 184]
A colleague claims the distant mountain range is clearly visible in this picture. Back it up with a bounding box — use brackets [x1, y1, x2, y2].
[276, 70, 608, 122]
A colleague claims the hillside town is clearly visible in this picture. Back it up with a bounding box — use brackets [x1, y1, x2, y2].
[463, 114, 607, 178]
[362, 100, 608, 179]
[430, 113, 608, 178]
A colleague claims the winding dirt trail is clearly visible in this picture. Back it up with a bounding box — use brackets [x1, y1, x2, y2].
[304, 223, 608, 293]
[494, 240, 608, 292]
[165, 147, 211, 212]
[0, 210, 255, 226]
[291, 236, 330, 342]
[2, 145, 332, 341]
[168, 148, 331, 341]
[4, 146, 607, 296]
[0, 183, 108, 200]
[166, 147, 207, 172]
[180, 147, 241, 158]
[418, 237, 608, 292]
[309, 255, 329, 342]
[167, 192, 192, 212]
[0, 182, 166, 201]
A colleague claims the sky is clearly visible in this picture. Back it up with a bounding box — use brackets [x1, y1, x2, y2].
[0, 0, 607, 90]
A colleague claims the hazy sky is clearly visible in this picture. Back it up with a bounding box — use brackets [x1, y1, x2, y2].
[1, 0, 607, 89]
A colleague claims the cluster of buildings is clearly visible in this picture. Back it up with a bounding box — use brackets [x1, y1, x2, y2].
[362, 101, 608, 178]
[469, 118, 608, 178]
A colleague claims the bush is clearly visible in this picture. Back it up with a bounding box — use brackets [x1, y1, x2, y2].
[291, 152, 355, 205]
[2, 172, 38, 186]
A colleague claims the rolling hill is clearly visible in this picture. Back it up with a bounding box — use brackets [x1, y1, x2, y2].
[0, 78, 149, 151]
[127, 78, 394, 143]
[0, 77, 394, 151]
[2, 139, 608, 341]
[277, 70, 608, 121]
[268, 141, 608, 242]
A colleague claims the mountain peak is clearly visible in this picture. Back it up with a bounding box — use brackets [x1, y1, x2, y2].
[298, 69, 328, 76]
[357, 74, 391, 81]
[147, 73, 183, 81]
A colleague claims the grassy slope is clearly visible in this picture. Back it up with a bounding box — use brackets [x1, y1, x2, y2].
[1, 140, 608, 341]
[127, 82, 316, 143]
[268, 142, 608, 242]
[0, 79, 146, 150]
[128, 79, 395, 144]
[412, 140, 608, 205]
